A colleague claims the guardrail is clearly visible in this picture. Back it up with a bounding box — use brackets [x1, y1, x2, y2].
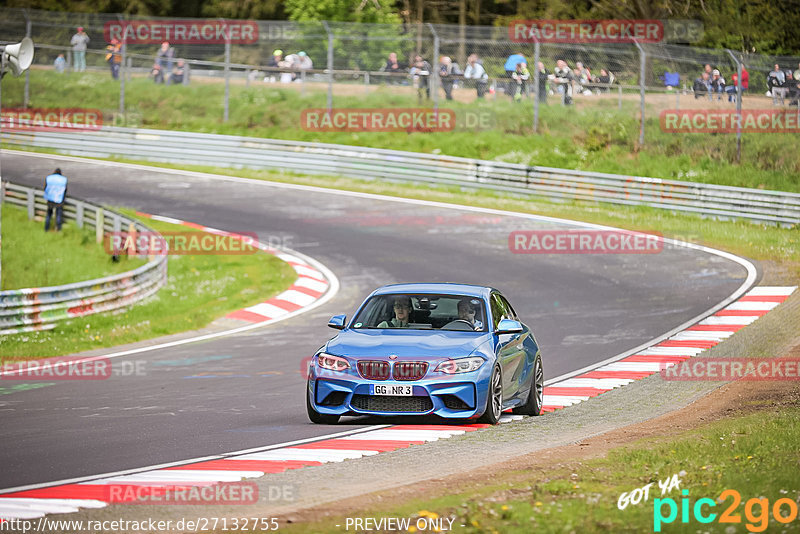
[2, 126, 799, 226]
[0, 182, 168, 335]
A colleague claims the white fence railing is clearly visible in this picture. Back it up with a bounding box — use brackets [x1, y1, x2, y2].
[2, 126, 799, 226]
[0, 182, 168, 335]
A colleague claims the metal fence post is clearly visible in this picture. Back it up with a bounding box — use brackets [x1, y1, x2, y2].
[322, 21, 333, 113]
[76, 201, 84, 228]
[23, 9, 31, 109]
[222, 18, 230, 122]
[633, 40, 645, 146]
[27, 190, 35, 219]
[95, 207, 104, 243]
[533, 39, 540, 134]
[428, 23, 439, 111]
[726, 49, 743, 164]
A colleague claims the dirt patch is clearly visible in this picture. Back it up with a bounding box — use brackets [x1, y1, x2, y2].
[285, 343, 800, 524]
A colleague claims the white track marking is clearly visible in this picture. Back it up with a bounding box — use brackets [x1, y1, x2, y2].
[746, 286, 796, 296]
[724, 301, 779, 311]
[669, 331, 733, 341]
[553, 378, 632, 389]
[635, 347, 705, 356]
[698, 315, 761, 326]
[601, 362, 675, 372]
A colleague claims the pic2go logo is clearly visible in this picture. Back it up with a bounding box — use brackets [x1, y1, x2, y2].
[654, 489, 799, 532]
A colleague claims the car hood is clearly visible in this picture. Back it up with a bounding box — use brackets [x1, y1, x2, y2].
[325, 329, 492, 361]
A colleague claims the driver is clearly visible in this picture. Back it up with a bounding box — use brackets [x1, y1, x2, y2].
[377, 296, 413, 328]
[457, 298, 483, 330]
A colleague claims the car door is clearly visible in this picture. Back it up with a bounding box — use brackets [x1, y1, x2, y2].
[491, 292, 526, 400]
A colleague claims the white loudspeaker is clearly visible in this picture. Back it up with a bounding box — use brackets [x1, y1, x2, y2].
[2, 37, 34, 76]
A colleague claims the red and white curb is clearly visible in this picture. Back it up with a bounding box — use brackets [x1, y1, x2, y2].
[540, 285, 796, 411]
[134, 212, 331, 325]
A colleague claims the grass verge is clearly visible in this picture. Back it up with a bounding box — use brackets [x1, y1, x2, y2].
[0, 208, 297, 361]
[1, 203, 146, 289]
[2, 70, 799, 192]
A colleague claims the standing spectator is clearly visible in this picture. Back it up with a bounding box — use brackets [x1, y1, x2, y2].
[741, 65, 749, 92]
[70, 27, 89, 72]
[794, 62, 800, 82]
[504, 52, 526, 95]
[44, 168, 68, 232]
[693, 71, 712, 99]
[535, 61, 549, 103]
[463, 54, 488, 98]
[711, 69, 726, 100]
[156, 41, 174, 82]
[409, 54, 432, 101]
[105, 39, 122, 79]
[768, 64, 787, 105]
[380, 52, 406, 84]
[553, 59, 574, 105]
[438, 56, 461, 101]
[54, 53, 66, 73]
[574, 61, 591, 94]
[511, 62, 530, 101]
[786, 71, 800, 106]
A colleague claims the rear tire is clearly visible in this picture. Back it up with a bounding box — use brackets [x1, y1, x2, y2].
[513, 354, 543, 416]
[478, 365, 503, 424]
[306, 382, 340, 424]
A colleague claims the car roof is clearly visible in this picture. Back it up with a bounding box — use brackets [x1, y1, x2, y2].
[371, 283, 494, 299]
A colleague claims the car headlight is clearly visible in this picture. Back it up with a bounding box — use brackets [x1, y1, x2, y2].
[435, 356, 485, 374]
[316, 352, 350, 372]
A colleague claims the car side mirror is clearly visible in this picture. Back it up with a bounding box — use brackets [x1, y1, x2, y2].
[327, 314, 346, 330]
[496, 319, 523, 335]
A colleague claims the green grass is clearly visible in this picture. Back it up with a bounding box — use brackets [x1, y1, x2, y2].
[0, 209, 297, 360]
[1, 203, 146, 289]
[3, 70, 800, 193]
[280, 400, 800, 533]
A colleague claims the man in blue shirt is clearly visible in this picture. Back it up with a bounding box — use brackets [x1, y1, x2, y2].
[44, 168, 68, 232]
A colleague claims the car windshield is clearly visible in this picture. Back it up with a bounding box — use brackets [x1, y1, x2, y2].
[352, 294, 488, 332]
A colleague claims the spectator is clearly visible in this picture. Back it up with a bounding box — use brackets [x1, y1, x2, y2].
[155, 41, 174, 81]
[693, 71, 712, 99]
[594, 68, 614, 93]
[44, 168, 68, 232]
[54, 53, 66, 74]
[553, 59, 574, 105]
[794, 62, 800, 83]
[265, 49, 283, 82]
[463, 53, 488, 98]
[711, 69, 726, 100]
[295, 51, 313, 70]
[105, 39, 122, 79]
[409, 54, 432, 100]
[439, 56, 461, 101]
[725, 73, 740, 102]
[786, 71, 800, 106]
[535, 61, 548, 103]
[704, 63, 713, 76]
[380, 52, 406, 84]
[70, 27, 89, 73]
[504, 52, 526, 95]
[767, 64, 786, 105]
[574, 61, 591, 94]
[511, 62, 530, 101]
[150, 62, 165, 84]
[741, 65, 749, 92]
[171, 59, 189, 85]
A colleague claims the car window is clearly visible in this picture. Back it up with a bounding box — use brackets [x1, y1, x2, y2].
[352, 294, 487, 331]
[498, 294, 519, 321]
[491, 293, 516, 329]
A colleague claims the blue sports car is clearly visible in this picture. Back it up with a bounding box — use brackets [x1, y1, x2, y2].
[306, 283, 544, 424]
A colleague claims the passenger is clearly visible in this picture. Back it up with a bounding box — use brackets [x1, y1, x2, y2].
[377, 297, 413, 328]
[457, 298, 483, 330]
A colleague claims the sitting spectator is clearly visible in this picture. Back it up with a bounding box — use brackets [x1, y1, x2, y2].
[711, 69, 726, 100]
[660, 71, 680, 90]
[380, 52, 406, 84]
[150, 62, 165, 84]
[535, 61, 549, 103]
[170, 59, 188, 85]
[265, 49, 283, 82]
[703, 63, 713, 76]
[552, 59, 574, 105]
[574, 61, 592, 94]
[295, 51, 313, 70]
[463, 53, 488, 98]
[54, 53, 66, 74]
[767, 64, 787, 105]
[438, 56, 461, 101]
[511, 62, 530, 101]
[593, 69, 614, 93]
[409, 54, 432, 100]
[693, 72, 712, 99]
[725, 73, 740, 102]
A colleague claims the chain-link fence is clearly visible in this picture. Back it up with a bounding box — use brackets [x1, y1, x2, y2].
[2, 8, 799, 157]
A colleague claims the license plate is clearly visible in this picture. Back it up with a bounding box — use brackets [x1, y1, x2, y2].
[370, 384, 413, 396]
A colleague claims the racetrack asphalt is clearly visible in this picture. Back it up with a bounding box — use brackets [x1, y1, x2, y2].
[0, 152, 753, 490]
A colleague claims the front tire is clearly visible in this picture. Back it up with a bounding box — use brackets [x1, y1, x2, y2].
[306, 382, 340, 424]
[478, 365, 503, 424]
[513, 354, 543, 416]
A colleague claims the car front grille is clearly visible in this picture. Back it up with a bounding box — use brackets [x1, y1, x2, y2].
[357, 360, 390, 380]
[392, 361, 428, 381]
[351, 394, 433, 413]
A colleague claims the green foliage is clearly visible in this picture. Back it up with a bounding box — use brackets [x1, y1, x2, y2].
[284, 0, 401, 24]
